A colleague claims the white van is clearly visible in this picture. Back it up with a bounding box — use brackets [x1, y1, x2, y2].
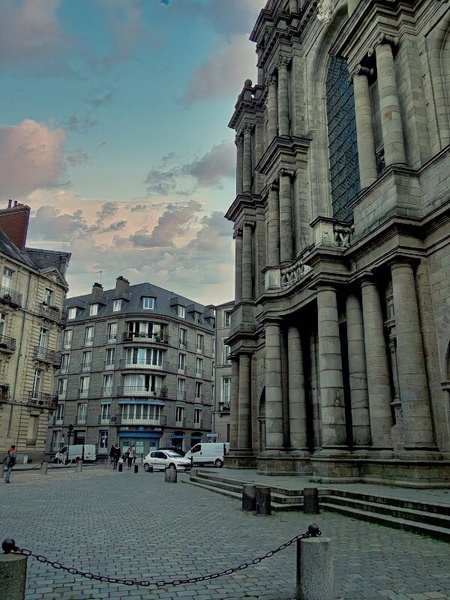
[184, 442, 229, 468]
[54, 444, 96, 464]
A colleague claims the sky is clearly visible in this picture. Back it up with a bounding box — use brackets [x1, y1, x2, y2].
[0, 0, 266, 305]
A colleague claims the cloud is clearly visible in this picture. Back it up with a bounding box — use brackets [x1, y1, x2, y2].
[66, 112, 97, 134]
[67, 148, 89, 167]
[87, 90, 115, 108]
[31, 205, 88, 242]
[0, 120, 65, 197]
[181, 34, 257, 108]
[97, 202, 119, 222]
[187, 140, 235, 186]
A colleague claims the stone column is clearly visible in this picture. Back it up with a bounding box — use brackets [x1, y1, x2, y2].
[267, 181, 280, 266]
[265, 322, 284, 450]
[346, 293, 371, 447]
[238, 354, 252, 450]
[279, 169, 294, 263]
[277, 56, 290, 137]
[267, 75, 278, 142]
[242, 221, 253, 300]
[317, 285, 347, 449]
[235, 135, 243, 195]
[230, 359, 239, 449]
[288, 325, 308, 450]
[352, 66, 378, 188]
[374, 36, 407, 166]
[242, 123, 253, 193]
[390, 261, 435, 449]
[234, 229, 243, 303]
[360, 276, 393, 449]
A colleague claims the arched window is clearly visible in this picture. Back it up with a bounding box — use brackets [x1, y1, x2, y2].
[326, 55, 360, 223]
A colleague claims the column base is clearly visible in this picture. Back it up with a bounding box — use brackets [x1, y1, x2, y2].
[257, 450, 313, 476]
[225, 449, 257, 469]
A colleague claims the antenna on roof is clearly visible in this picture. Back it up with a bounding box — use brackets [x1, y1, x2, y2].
[96, 270, 103, 284]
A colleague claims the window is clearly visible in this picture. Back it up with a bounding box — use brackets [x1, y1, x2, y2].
[178, 353, 186, 373]
[32, 368, 43, 398]
[84, 325, 94, 346]
[196, 333, 204, 353]
[223, 342, 231, 365]
[99, 430, 109, 451]
[195, 381, 203, 401]
[60, 354, 70, 373]
[102, 374, 114, 396]
[100, 403, 111, 422]
[79, 376, 90, 398]
[67, 307, 77, 320]
[121, 403, 161, 424]
[142, 297, 155, 310]
[63, 329, 73, 349]
[125, 347, 163, 368]
[81, 351, 92, 371]
[55, 403, 65, 422]
[51, 430, 62, 451]
[194, 408, 202, 426]
[38, 327, 48, 348]
[105, 348, 115, 369]
[27, 416, 38, 446]
[179, 327, 187, 349]
[107, 322, 117, 342]
[77, 402, 87, 424]
[195, 357, 203, 378]
[177, 378, 185, 400]
[178, 305, 185, 318]
[175, 406, 184, 425]
[89, 303, 99, 316]
[326, 55, 360, 223]
[123, 373, 163, 395]
[0, 312, 5, 337]
[44, 288, 54, 306]
[113, 299, 122, 312]
[221, 377, 231, 409]
[224, 311, 231, 327]
[2, 267, 13, 290]
[57, 378, 67, 400]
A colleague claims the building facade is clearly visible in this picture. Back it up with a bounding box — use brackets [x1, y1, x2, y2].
[47, 278, 215, 460]
[0, 200, 70, 462]
[212, 301, 234, 443]
[225, 0, 450, 484]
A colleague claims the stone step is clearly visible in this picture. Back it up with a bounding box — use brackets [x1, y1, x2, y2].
[189, 473, 242, 495]
[328, 489, 450, 516]
[321, 502, 450, 543]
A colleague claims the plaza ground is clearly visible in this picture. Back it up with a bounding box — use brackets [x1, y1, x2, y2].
[0, 465, 449, 600]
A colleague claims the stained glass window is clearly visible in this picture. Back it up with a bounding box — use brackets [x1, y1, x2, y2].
[326, 56, 360, 223]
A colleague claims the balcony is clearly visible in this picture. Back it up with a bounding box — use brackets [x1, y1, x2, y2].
[178, 340, 188, 349]
[175, 418, 185, 427]
[120, 386, 167, 398]
[0, 334, 16, 354]
[81, 363, 92, 372]
[28, 391, 58, 409]
[0, 286, 22, 308]
[122, 332, 168, 344]
[119, 415, 167, 427]
[33, 346, 62, 367]
[39, 303, 65, 325]
[194, 395, 204, 403]
[195, 369, 204, 378]
[101, 387, 114, 397]
[78, 389, 89, 399]
[193, 418, 203, 429]
[176, 391, 187, 401]
[120, 359, 165, 371]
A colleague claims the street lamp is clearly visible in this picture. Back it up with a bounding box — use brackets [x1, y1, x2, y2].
[67, 424, 74, 464]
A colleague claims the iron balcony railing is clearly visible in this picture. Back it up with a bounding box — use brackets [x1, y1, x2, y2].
[39, 304, 65, 324]
[33, 346, 62, 367]
[28, 391, 58, 409]
[120, 359, 166, 370]
[0, 286, 22, 307]
[0, 334, 16, 353]
[119, 386, 167, 398]
[122, 332, 169, 344]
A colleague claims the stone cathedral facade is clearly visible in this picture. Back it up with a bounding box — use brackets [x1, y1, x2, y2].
[225, 0, 450, 484]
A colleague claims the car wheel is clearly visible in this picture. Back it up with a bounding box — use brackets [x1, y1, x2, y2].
[143, 463, 150, 472]
[215, 459, 223, 468]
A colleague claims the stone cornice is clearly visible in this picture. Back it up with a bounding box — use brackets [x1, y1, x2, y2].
[256, 135, 311, 175]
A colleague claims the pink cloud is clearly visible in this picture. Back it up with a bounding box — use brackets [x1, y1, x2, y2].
[0, 120, 66, 197]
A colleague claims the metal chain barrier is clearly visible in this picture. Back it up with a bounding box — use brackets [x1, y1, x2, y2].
[2, 524, 321, 589]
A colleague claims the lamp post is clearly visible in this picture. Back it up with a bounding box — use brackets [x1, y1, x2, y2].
[67, 424, 74, 464]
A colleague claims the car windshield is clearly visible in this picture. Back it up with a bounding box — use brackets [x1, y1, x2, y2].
[165, 451, 184, 458]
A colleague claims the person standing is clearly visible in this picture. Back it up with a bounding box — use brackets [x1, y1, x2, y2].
[110, 444, 120, 470]
[4, 445, 16, 483]
[127, 446, 135, 469]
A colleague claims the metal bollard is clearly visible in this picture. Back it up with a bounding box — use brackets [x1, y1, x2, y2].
[254, 486, 271, 516]
[40, 462, 48, 475]
[75, 460, 83, 473]
[118, 462, 123, 472]
[297, 525, 334, 600]
[303, 488, 319, 514]
[134, 464, 138, 474]
[164, 467, 177, 483]
[1, 540, 27, 600]
[242, 484, 256, 512]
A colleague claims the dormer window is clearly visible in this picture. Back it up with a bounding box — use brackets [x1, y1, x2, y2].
[68, 307, 77, 320]
[113, 299, 122, 312]
[142, 297, 155, 310]
[90, 304, 99, 316]
[178, 306, 186, 318]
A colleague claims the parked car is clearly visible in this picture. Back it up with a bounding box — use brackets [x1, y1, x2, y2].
[143, 450, 191, 472]
[158, 446, 186, 456]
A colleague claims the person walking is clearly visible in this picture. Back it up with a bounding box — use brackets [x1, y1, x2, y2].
[110, 444, 120, 470]
[127, 446, 135, 470]
[4, 445, 16, 483]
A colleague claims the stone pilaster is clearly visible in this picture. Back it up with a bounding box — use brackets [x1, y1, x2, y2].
[346, 293, 371, 447]
[229, 359, 239, 449]
[374, 36, 407, 166]
[390, 261, 435, 450]
[238, 354, 252, 450]
[288, 325, 308, 450]
[279, 169, 294, 263]
[242, 123, 253, 193]
[234, 229, 243, 303]
[277, 56, 290, 137]
[317, 285, 347, 449]
[235, 135, 243, 195]
[242, 221, 254, 300]
[267, 181, 280, 266]
[352, 65, 377, 188]
[265, 322, 284, 450]
[360, 276, 393, 450]
[267, 75, 278, 142]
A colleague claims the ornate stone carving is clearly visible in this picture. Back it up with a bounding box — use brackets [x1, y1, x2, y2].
[277, 54, 290, 70]
[281, 261, 312, 289]
[333, 223, 354, 248]
[317, 0, 333, 23]
[279, 168, 295, 179]
[235, 135, 243, 147]
[350, 64, 374, 81]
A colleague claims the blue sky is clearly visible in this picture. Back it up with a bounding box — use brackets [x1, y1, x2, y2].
[0, 0, 264, 304]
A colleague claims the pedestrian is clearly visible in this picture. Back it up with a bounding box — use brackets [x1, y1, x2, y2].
[127, 446, 135, 469]
[4, 444, 16, 483]
[110, 443, 120, 470]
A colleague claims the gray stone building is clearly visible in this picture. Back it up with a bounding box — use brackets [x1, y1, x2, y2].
[212, 301, 234, 443]
[225, 0, 450, 484]
[47, 278, 215, 460]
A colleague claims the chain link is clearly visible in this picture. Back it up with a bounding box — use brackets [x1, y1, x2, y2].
[15, 527, 321, 589]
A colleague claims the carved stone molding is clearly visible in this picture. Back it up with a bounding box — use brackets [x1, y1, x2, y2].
[279, 168, 295, 179]
[368, 33, 399, 57]
[235, 135, 243, 147]
[269, 180, 279, 192]
[277, 54, 291, 70]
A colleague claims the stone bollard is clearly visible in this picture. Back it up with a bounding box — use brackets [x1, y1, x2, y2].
[242, 485, 256, 512]
[0, 546, 27, 600]
[297, 533, 334, 600]
[40, 462, 48, 475]
[118, 462, 123, 472]
[165, 467, 177, 483]
[254, 486, 271, 516]
[134, 464, 138, 474]
[303, 488, 319, 514]
[75, 460, 83, 473]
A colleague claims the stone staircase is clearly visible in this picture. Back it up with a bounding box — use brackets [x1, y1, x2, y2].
[186, 469, 450, 542]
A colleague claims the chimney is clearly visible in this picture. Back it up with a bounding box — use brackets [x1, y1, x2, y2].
[91, 282, 103, 300]
[115, 276, 130, 296]
[0, 200, 31, 250]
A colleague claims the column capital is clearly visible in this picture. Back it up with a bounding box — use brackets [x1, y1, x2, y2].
[389, 257, 419, 272]
[359, 270, 376, 286]
[242, 121, 254, 134]
[350, 64, 374, 81]
[279, 168, 295, 179]
[268, 74, 278, 87]
[269, 180, 279, 192]
[235, 134, 243, 147]
[277, 54, 291, 70]
[368, 33, 398, 56]
[233, 228, 243, 240]
[243, 220, 256, 230]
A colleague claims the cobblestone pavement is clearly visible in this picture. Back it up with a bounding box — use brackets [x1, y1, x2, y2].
[0, 467, 449, 600]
